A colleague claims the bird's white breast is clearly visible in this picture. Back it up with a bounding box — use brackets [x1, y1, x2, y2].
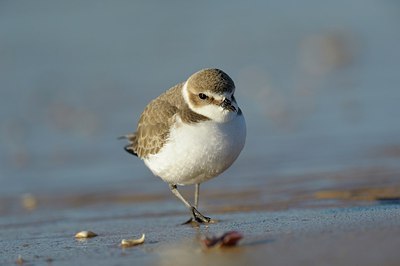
[144, 113, 246, 185]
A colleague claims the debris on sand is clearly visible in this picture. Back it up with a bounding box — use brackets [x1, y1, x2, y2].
[16, 254, 25, 265]
[21, 193, 38, 211]
[201, 231, 243, 248]
[120, 234, 145, 248]
[74, 231, 98, 239]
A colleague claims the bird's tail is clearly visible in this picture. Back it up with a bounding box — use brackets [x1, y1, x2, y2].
[118, 133, 138, 157]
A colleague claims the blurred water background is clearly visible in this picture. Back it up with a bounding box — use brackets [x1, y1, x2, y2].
[1, 1, 400, 200]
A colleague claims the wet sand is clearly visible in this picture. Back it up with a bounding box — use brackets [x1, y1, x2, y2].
[1, 204, 399, 266]
[1, 167, 400, 266]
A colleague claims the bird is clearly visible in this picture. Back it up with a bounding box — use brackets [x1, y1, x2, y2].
[121, 68, 246, 224]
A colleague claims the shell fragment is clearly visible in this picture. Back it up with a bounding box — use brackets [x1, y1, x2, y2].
[120, 234, 145, 247]
[75, 230, 98, 238]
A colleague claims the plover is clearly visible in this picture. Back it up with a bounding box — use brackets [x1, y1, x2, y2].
[121, 68, 246, 223]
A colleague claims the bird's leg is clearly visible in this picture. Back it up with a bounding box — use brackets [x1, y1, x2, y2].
[169, 184, 210, 224]
[194, 183, 200, 209]
[169, 184, 192, 208]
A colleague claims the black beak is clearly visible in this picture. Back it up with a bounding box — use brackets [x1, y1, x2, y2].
[220, 98, 236, 112]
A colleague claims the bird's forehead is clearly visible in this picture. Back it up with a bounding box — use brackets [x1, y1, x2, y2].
[190, 86, 234, 97]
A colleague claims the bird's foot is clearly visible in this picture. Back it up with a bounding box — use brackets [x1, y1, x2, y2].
[182, 207, 212, 225]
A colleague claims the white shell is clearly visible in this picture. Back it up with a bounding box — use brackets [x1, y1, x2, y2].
[74, 230, 98, 238]
[121, 234, 145, 247]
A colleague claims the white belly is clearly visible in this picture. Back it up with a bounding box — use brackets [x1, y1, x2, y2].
[144, 114, 246, 185]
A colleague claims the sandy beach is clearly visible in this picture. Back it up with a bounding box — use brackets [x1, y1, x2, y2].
[1, 166, 400, 265]
[1, 199, 400, 266]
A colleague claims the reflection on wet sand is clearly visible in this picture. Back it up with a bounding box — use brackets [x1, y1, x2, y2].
[2, 166, 400, 220]
[315, 186, 400, 202]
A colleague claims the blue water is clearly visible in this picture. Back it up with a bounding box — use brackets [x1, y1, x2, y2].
[1, 0, 400, 196]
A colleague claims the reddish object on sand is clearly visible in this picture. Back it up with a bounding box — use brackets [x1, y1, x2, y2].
[201, 231, 243, 248]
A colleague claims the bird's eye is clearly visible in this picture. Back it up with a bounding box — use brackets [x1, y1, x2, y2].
[198, 93, 208, 100]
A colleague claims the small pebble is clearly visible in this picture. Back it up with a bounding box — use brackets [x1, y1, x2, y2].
[120, 234, 145, 247]
[21, 193, 38, 211]
[75, 231, 98, 239]
[16, 255, 25, 265]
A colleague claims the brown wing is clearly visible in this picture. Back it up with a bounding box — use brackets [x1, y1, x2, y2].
[122, 83, 209, 158]
[124, 84, 182, 158]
